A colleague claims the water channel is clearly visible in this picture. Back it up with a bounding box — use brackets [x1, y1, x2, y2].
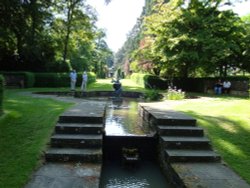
[100, 98, 172, 188]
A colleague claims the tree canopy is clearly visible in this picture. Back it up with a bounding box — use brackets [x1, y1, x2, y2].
[117, 0, 250, 78]
[0, 0, 113, 75]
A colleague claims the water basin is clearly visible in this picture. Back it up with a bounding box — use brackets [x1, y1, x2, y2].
[105, 98, 148, 136]
[100, 160, 172, 188]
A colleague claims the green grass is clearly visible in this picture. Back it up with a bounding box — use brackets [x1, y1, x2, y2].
[88, 78, 146, 92]
[0, 90, 73, 188]
[1, 79, 250, 187]
[170, 97, 250, 184]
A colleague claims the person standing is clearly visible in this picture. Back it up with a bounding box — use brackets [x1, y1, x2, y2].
[214, 79, 222, 94]
[69, 69, 77, 91]
[223, 80, 231, 94]
[81, 71, 88, 91]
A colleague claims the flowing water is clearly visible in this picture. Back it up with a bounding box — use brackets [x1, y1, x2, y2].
[100, 160, 172, 188]
[101, 98, 172, 188]
[105, 98, 148, 136]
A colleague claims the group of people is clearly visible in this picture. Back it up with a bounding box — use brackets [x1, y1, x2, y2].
[69, 70, 88, 91]
[214, 79, 231, 95]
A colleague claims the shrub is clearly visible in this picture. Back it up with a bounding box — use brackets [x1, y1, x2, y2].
[165, 86, 185, 100]
[131, 73, 147, 88]
[0, 72, 35, 88]
[144, 74, 168, 89]
[144, 89, 162, 101]
[0, 75, 3, 115]
[131, 73, 168, 89]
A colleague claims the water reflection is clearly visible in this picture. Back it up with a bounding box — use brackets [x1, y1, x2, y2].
[100, 160, 172, 188]
[105, 98, 146, 136]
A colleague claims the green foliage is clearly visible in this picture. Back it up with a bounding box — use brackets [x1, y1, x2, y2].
[131, 73, 168, 89]
[34, 72, 96, 88]
[142, 0, 249, 77]
[118, 0, 250, 77]
[144, 89, 162, 101]
[165, 86, 185, 100]
[144, 74, 168, 89]
[0, 75, 3, 115]
[0, 72, 35, 88]
[0, 0, 113, 73]
[131, 73, 147, 88]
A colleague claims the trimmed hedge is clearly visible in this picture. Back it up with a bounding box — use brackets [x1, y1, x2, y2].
[131, 73, 249, 94]
[131, 73, 168, 89]
[34, 72, 96, 88]
[0, 72, 35, 88]
[172, 77, 249, 93]
[0, 75, 3, 115]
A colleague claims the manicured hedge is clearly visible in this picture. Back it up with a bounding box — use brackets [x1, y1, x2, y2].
[34, 72, 96, 88]
[0, 72, 35, 88]
[131, 73, 147, 88]
[131, 73, 249, 93]
[131, 73, 168, 89]
[0, 75, 3, 115]
[172, 77, 249, 92]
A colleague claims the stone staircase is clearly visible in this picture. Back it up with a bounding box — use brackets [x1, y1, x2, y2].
[45, 114, 104, 163]
[157, 118, 221, 163]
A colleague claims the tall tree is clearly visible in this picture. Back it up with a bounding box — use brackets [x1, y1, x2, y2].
[141, 0, 248, 77]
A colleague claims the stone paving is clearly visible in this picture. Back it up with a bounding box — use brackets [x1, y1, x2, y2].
[24, 93, 250, 188]
[24, 93, 106, 188]
[140, 102, 250, 188]
[25, 163, 101, 188]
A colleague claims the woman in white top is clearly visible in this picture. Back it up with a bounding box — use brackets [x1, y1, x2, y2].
[223, 80, 231, 94]
[81, 71, 88, 91]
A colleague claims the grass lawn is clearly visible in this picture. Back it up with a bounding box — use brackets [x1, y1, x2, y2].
[169, 96, 250, 184]
[0, 90, 73, 188]
[0, 79, 249, 187]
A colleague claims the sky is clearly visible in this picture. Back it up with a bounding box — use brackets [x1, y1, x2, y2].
[87, 0, 250, 53]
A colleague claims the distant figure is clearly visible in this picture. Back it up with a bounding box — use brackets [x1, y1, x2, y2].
[69, 70, 77, 91]
[223, 80, 231, 94]
[112, 79, 122, 97]
[81, 71, 88, 91]
[214, 79, 222, 94]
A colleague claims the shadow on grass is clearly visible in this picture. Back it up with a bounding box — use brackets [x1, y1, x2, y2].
[180, 110, 250, 183]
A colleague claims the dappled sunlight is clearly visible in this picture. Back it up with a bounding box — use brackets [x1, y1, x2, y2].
[7, 99, 31, 105]
[215, 119, 238, 133]
[216, 138, 246, 158]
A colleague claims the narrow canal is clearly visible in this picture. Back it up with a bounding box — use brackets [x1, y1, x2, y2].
[101, 98, 172, 188]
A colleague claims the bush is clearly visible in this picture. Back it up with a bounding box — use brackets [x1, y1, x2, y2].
[144, 89, 162, 101]
[131, 73, 147, 88]
[131, 73, 168, 89]
[34, 72, 96, 88]
[165, 86, 185, 100]
[144, 75, 168, 89]
[0, 75, 3, 115]
[0, 72, 35, 88]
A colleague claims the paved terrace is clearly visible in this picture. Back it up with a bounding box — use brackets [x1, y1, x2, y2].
[24, 93, 250, 188]
[140, 101, 250, 188]
[25, 94, 106, 188]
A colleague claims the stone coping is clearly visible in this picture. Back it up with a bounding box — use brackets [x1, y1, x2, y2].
[33, 91, 144, 98]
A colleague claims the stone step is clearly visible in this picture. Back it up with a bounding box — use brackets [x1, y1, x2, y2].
[157, 118, 197, 126]
[45, 148, 102, 163]
[160, 136, 211, 149]
[165, 149, 221, 162]
[158, 126, 204, 137]
[58, 103, 105, 124]
[154, 111, 197, 126]
[51, 134, 102, 148]
[55, 123, 104, 134]
[59, 115, 103, 124]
